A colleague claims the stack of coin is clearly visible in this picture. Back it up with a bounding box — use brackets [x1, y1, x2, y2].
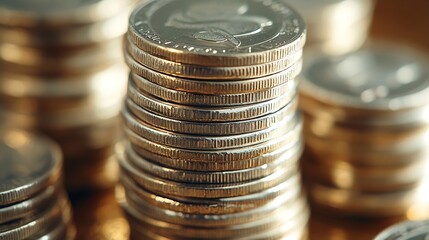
[0, 130, 75, 240]
[0, 0, 135, 191]
[374, 219, 429, 240]
[300, 45, 429, 217]
[286, 0, 374, 54]
[117, 0, 309, 239]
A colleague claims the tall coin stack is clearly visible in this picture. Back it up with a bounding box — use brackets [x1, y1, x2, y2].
[117, 0, 309, 239]
[286, 0, 374, 54]
[300, 46, 429, 217]
[0, 130, 75, 240]
[0, 0, 134, 191]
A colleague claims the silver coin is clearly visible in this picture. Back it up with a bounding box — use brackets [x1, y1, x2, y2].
[127, 85, 296, 122]
[128, 0, 306, 66]
[125, 41, 303, 80]
[130, 138, 303, 171]
[126, 96, 298, 135]
[0, 182, 60, 224]
[0, 196, 70, 239]
[0, 130, 62, 205]
[0, 0, 133, 27]
[129, 74, 296, 106]
[123, 107, 299, 150]
[374, 220, 429, 240]
[118, 150, 297, 198]
[125, 184, 305, 227]
[118, 174, 302, 215]
[124, 119, 302, 162]
[121, 141, 301, 183]
[127, 60, 301, 95]
[300, 45, 429, 111]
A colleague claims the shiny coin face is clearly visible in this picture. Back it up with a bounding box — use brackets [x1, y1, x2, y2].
[0, 130, 61, 205]
[375, 220, 429, 240]
[129, 0, 306, 66]
[0, 0, 101, 12]
[301, 47, 429, 110]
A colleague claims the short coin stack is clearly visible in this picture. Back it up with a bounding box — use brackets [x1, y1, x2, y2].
[300, 46, 429, 217]
[286, 0, 374, 54]
[0, 0, 134, 191]
[0, 130, 75, 240]
[117, 0, 309, 239]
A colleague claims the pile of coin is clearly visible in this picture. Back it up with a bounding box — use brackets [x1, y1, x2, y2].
[300, 45, 429, 217]
[0, 0, 135, 191]
[286, 0, 374, 54]
[374, 219, 429, 240]
[0, 130, 75, 240]
[117, 0, 309, 239]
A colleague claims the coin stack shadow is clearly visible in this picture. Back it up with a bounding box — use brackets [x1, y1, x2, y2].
[0, 0, 135, 192]
[116, 0, 309, 239]
[287, 0, 374, 54]
[300, 46, 429, 217]
[0, 130, 75, 240]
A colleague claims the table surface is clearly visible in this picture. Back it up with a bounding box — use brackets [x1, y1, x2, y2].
[72, 0, 429, 239]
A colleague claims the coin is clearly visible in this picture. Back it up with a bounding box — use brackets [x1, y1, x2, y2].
[128, 0, 306, 66]
[125, 119, 301, 162]
[0, 182, 60, 225]
[0, 130, 62, 205]
[374, 220, 429, 240]
[129, 74, 296, 106]
[123, 107, 299, 150]
[0, 196, 69, 239]
[126, 97, 298, 135]
[131, 139, 303, 171]
[119, 174, 302, 215]
[300, 46, 429, 112]
[127, 87, 296, 122]
[121, 142, 300, 183]
[125, 185, 305, 227]
[0, 0, 134, 28]
[127, 60, 301, 94]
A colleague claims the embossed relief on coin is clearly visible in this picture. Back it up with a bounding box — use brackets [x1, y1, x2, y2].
[132, 0, 303, 54]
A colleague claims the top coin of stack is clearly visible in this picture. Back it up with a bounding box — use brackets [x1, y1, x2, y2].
[0, 0, 135, 191]
[119, 0, 308, 239]
[300, 45, 429, 217]
[286, 0, 374, 54]
[0, 130, 75, 240]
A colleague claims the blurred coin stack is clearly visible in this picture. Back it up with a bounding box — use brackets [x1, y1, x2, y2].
[374, 219, 429, 240]
[0, 0, 135, 191]
[117, 0, 309, 239]
[0, 130, 75, 240]
[300, 46, 429, 217]
[286, 0, 374, 54]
